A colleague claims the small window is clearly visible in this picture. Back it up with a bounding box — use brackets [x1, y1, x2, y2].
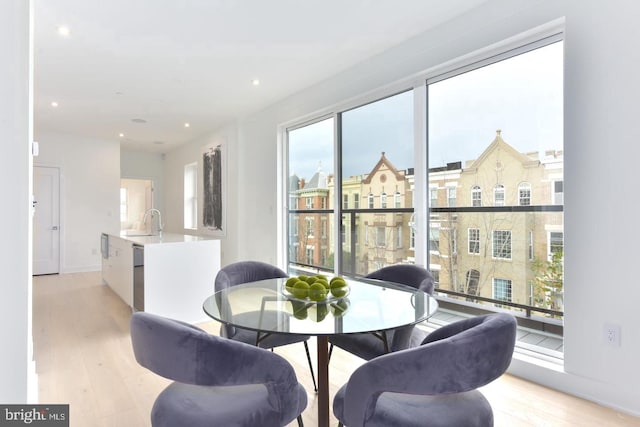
[381, 192, 387, 208]
[549, 231, 563, 257]
[394, 191, 401, 208]
[492, 230, 512, 259]
[429, 227, 440, 253]
[553, 180, 564, 205]
[343, 194, 349, 209]
[471, 186, 482, 207]
[368, 193, 374, 209]
[468, 228, 480, 254]
[447, 187, 456, 207]
[183, 162, 197, 229]
[396, 225, 403, 248]
[305, 217, 314, 238]
[354, 193, 360, 209]
[494, 185, 505, 206]
[376, 227, 386, 247]
[519, 182, 531, 206]
[493, 278, 512, 304]
[306, 197, 314, 209]
[430, 189, 438, 207]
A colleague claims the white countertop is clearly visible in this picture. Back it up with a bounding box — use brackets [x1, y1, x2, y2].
[115, 231, 218, 245]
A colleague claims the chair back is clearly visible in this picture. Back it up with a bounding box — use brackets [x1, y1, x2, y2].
[365, 264, 435, 295]
[365, 264, 435, 351]
[130, 312, 307, 426]
[214, 261, 288, 338]
[341, 313, 517, 426]
[215, 260, 288, 291]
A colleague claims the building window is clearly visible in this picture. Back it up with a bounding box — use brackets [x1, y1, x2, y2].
[447, 187, 456, 207]
[430, 188, 438, 207]
[305, 197, 314, 209]
[493, 278, 512, 304]
[343, 194, 349, 209]
[409, 227, 415, 250]
[492, 230, 512, 259]
[494, 185, 505, 206]
[376, 227, 386, 247]
[305, 217, 314, 238]
[549, 231, 563, 257]
[471, 185, 482, 207]
[293, 216, 299, 237]
[553, 180, 563, 205]
[529, 231, 534, 260]
[368, 193, 374, 209]
[380, 192, 387, 208]
[396, 225, 403, 249]
[306, 246, 315, 265]
[429, 227, 440, 253]
[468, 228, 480, 254]
[321, 218, 327, 239]
[466, 270, 480, 295]
[354, 193, 360, 209]
[394, 191, 401, 208]
[321, 198, 327, 209]
[183, 162, 197, 229]
[519, 182, 531, 206]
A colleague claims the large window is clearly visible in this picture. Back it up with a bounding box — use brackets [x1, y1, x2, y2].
[284, 34, 563, 328]
[428, 39, 563, 318]
[287, 118, 334, 269]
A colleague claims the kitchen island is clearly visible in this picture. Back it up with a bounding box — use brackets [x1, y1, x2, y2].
[102, 232, 220, 323]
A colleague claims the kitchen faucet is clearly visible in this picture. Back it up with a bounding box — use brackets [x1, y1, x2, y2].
[142, 208, 163, 236]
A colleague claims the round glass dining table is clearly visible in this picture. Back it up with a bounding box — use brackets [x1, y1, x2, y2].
[202, 277, 438, 427]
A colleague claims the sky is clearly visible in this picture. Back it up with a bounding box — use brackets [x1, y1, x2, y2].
[288, 40, 563, 182]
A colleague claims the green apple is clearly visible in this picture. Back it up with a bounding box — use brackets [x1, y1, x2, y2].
[292, 281, 310, 299]
[308, 283, 328, 301]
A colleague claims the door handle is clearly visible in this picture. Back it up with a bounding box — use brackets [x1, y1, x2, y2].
[51, 226, 59, 230]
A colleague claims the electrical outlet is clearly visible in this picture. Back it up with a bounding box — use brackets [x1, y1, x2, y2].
[603, 323, 621, 347]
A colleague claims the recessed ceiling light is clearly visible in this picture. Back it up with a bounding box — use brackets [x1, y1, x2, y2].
[131, 118, 147, 123]
[184, 122, 190, 128]
[51, 101, 59, 107]
[252, 79, 260, 86]
[119, 133, 124, 138]
[58, 26, 70, 36]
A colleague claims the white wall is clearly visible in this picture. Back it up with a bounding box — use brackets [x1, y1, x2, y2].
[34, 131, 120, 273]
[121, 149, 165, 216]
[163, 122, 237, 264]
[164, 0, 640, 415]
[0, 0, 31, 402]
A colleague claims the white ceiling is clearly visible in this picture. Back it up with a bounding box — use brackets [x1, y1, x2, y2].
[34, 0, 488, 153]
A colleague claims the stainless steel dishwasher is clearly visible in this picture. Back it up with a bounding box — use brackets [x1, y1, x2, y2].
[133, 244, 144, 311]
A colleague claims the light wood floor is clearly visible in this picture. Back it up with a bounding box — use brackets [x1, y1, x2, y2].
[33, 272, 640, 427]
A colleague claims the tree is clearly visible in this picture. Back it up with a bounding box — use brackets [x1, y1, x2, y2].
[531, 250, 563, 314]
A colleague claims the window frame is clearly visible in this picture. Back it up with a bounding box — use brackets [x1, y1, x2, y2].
[278, 23, 564, 335]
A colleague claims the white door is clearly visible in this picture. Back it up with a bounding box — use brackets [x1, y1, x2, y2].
[33, 166, 60, 275]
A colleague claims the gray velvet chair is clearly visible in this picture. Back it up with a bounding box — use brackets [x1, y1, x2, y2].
[215, 260, 317, 391]
[332, 312, 517, 427]
[130, 311, 308, 427]
[328, 264, 435, 361]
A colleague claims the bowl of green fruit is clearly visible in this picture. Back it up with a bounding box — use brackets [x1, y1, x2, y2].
[283, 274, 350, 303]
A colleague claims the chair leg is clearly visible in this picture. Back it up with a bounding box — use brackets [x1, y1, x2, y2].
[303, 341, 317, 392]
[328, 343, 334, 362]
[297, 414, 304, 427]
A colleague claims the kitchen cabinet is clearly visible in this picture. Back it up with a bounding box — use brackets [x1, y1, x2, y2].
[102, 232, 220, 323]
[103, 235, 134, 306]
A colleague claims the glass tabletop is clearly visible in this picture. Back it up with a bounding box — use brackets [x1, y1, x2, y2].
[202, 277, 438, 336]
